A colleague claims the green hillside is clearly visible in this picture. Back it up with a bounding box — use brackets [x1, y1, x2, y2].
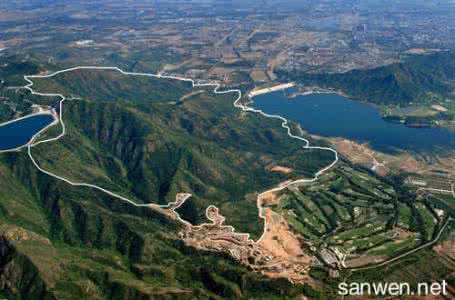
[27, 68, 334, 233]
[0, 152, 304, 300]
[31, 69, 194, 104]
[279, 51, 455, 105]
[0, 62, 334, 299]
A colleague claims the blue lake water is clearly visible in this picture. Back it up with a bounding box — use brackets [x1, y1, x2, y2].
[0, 114, 55, 151]
[252, 91, 455, 154]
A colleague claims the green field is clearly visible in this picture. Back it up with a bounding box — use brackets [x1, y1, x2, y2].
[271, 163, 451, 266]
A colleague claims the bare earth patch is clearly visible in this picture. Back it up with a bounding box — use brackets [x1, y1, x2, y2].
[269, 165, 294, 174]
[176, 191, 314, 284]
[250, 70, 269, 82]
[261, 191, 281, 206]
[434, 239, 455, 260]
[258, 206, 313, 283]
[329, 137, 455, 180]
[431, 104, 448, 112]
[344, 255, 388, 268]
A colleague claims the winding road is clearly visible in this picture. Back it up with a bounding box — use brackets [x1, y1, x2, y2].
[0, 66, 340, 243]
[2, 65, 452, 272]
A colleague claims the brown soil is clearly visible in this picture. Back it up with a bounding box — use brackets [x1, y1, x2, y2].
[258, 208, 307, 259]
[250, 70, 269, 82]
[344, 254, 388, 268]
[179, 191, 313, 284]
[434, 239, 455, 260]
[256, 200, 313, 283]
[261, 192, 281, 206]
[393, 227, 414, 240]
[329, 137, 455, 178]
[269, 165, 294, 174]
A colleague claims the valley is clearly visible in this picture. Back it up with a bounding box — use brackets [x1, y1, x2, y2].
[1, 1, 455, 299]
[1, 64, 454, 299]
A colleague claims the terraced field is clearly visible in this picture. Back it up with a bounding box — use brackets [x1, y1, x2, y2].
[270, 162, 452, 269]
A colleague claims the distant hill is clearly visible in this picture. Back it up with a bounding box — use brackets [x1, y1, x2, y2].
[278, 51, 455, 105]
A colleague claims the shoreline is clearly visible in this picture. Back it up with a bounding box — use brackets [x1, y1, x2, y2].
[252, 84, 453, 132]
[248, 82, 295, 97]
[288, 86, 350, 99]
[0, 110, 59, 153]
[0, 109, 56, 127]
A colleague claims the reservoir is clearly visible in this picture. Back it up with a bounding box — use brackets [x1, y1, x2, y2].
[252, 91, 455, 154]
[0, 114, 55, 151]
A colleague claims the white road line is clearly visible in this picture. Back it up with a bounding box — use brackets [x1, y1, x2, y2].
[350, 217, 454, 271]
[0, 110, 55, 127]
[3, 66, 339, 243]
[239, 94, 338, 242]
[417, 187, 454, 195]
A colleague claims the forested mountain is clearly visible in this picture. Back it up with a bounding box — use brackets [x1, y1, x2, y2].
[0, 63, 333, 299]
[279, 51, 455, 105]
